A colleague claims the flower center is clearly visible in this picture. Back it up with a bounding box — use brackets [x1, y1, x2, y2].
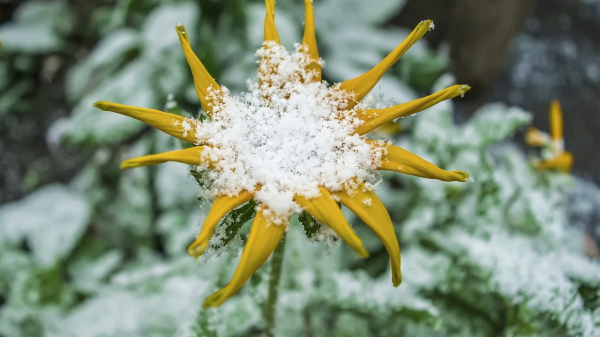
[195, 43, 382, 220]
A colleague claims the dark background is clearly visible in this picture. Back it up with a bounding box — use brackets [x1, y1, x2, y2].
[395, 0, 599, 183]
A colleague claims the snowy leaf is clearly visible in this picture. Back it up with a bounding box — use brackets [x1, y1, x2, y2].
[0, 185, 91, 267]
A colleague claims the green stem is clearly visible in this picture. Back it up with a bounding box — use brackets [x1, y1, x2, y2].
[265, 234, 286, 337]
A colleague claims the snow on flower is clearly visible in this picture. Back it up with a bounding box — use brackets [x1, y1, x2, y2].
[93, 0, 470, 308]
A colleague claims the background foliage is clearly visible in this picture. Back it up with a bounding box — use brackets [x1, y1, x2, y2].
[0, 0, 599, 336]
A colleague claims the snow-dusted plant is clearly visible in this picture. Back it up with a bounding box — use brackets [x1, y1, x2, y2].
[93, 0, 470, 313]
[0, 0, 598, 336]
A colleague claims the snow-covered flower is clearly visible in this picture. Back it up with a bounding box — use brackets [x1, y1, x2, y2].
[526, 100, 573, 172]
[94, 0, 469, 308]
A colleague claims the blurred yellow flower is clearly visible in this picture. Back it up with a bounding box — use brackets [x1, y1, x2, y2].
[94, 0, 470, 308]
[526, 100, 573, 173]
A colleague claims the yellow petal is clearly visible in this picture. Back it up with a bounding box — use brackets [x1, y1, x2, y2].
[187, 191, 255, 258]
[332, 183, 401, 286]
[93, 101, 198, 143]
[549, 99, 563, 141]
[525, 127, 547, 147]
[175, 24, 220, 116]
[120, 146, 212, 169]
[203, 208, 287, 308]
[263, 0, 280, 43]
[371, 121, 402, 136]
[302, 0, 321, 81]
[355, 85, 470, 135]
[295, 186, 369, 258]
[372, 141, 469, 182]
[340, 20, 433, 109]
[536, 151, 573, 173]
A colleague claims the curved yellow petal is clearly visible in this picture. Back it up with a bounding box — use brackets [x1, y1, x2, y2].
[340, 20, 433, 109]
[549, 99, 563, 141]
[263, 0, 280, 43]
[175, 24, 220, 117]
[302, 0, 321, 81]
[525, 127, 548, 147]
[371, 121, 402, 136]
[187, 191, 254, 258]
[371, 141, 469, 182]
[295, 187, 369, 258]
[536, 151, 573, 173]
[355, 85, 470, 135]
[120, 146, 212, 169]
[93, 101, 198, 143]
[203, 209, 287, 308]
[332, 183, 401, 286]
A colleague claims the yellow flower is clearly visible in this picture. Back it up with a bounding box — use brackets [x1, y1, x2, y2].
[94, 0, 469, 308]
[525, 100, 573, 173]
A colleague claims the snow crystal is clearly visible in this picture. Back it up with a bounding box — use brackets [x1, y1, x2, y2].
[308, 223, 341, 255]
[193, 42, 384, 221]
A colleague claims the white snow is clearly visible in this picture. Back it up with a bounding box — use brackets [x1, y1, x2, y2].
[193, 42, 384, 221]
[0, 184, 91, 266]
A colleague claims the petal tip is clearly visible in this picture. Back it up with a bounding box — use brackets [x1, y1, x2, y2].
[187, 240, 208, 259]
[93, 101, 107, 110]
[453, 170, 470, 182]
[119, 160, 135, 170]
[358, 247, 370, 258]
[419, 19, 434, 31]
[203, 287, 229, 309]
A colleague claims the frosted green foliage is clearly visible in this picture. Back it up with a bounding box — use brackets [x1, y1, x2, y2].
[48, 60, 157, 145]
[66, 29, 140, 101]
[0, 184, 91, 267]
[46, 259, 217, 337]
[380, 77, 600, 336]
[318, 0, 406, 25]
[3, 0, 599, 336]
[109, 137, 154, 237]
[68, 250, 124, 293]
[153, 134, 199, 211]
[48, 2, 199, 146]
[156, 211, 196, 257]
[315, 0, 417, 103]
[0, 1, 72, 53]
[198, 201, 256, 263]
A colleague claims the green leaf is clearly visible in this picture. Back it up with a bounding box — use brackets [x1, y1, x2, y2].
[189, 169, 213, 191]
[298, 211, 321, 239]
[0, 184, 91, 267]
[217, 200, 257, 248]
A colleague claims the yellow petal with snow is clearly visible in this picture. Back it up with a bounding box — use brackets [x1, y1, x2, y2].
[525, 127, 548, 147]
[333, 184, 402, 286]
[371, 141, 469, 182]
[93, 101, 197, 143]
[549, 99, 563, 141]
[302, 0, 321, 81]
[187, 191, 254, 258]
[263, 0, 280, 43]
[295, 186, 369, 258]
[176, 24, 220, 116]
[340, 20, 433, 109]
[120, 146, 211, 169]
[535, 151, 573, 173]
[203, 209, 286, 308]
[355, 85, 470, 135]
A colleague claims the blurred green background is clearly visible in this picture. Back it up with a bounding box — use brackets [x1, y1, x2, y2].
[0, 0, 599, 336]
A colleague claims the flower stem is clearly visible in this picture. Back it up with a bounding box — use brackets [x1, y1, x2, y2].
[265, 234, 286, 337]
